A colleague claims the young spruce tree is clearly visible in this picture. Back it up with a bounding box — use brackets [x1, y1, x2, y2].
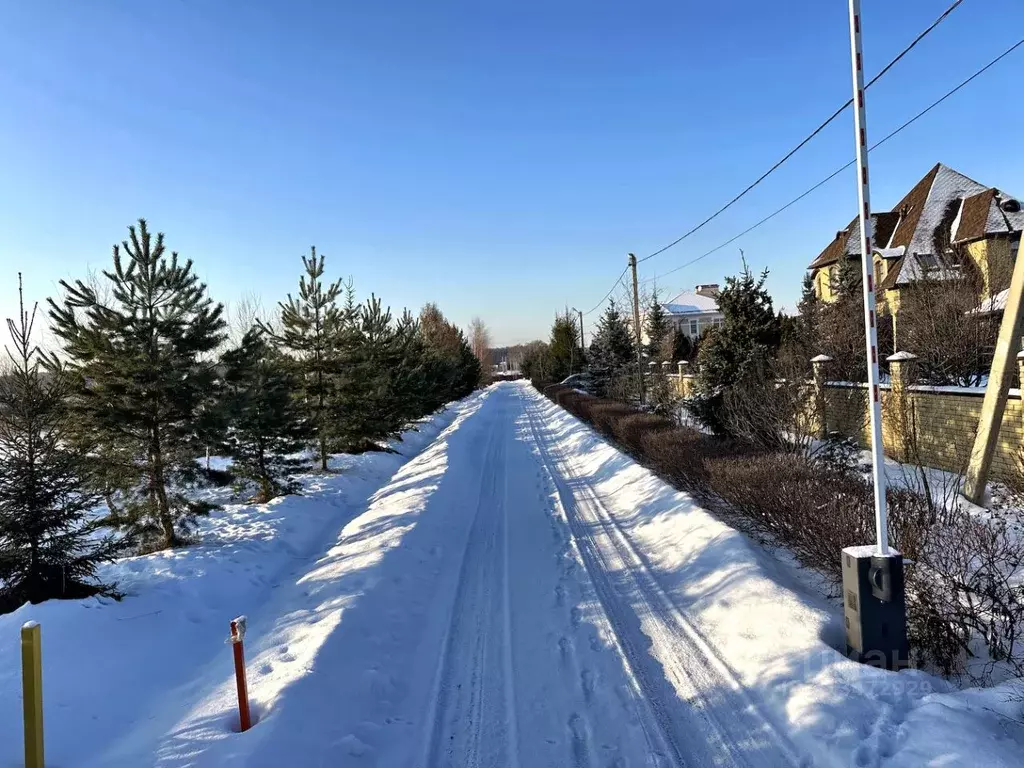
[220, 329, 310, 502]
[48, 220, 225, 550]
[547, 312, 580, 381]
[644, 289, 670, 360]
[588, 299, 635, 396]
[261, 248, 343, 471]
[692, 262, 781, 434]
[0, 276, 122, 612]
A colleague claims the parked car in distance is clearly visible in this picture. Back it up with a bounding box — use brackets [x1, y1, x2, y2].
[559, 373, 597, 394]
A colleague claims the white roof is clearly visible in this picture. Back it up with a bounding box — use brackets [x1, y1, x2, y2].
[662, 291, 719, 316]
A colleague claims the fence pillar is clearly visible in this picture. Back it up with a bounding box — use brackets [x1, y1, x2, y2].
[1018, 351, 1024, 402]
[811, 354, 833, 439]
[681, 373, 697, 399]
[886, 352, 918, 461]
[676, 361, 688, 397]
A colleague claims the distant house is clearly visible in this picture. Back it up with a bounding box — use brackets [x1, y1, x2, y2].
[807, 163, 1023, 319]
[661, 284, 724, 340]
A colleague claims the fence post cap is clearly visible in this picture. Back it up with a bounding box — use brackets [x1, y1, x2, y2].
[810, 354, 833, 363]
[886, 351, 918, 362]
[21, 621, 39, 631]
[1016, 350, 1024, 359]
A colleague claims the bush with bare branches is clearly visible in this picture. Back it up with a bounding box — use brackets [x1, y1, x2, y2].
[612, 413, 675, 457]
[539, 379, 1024, 681]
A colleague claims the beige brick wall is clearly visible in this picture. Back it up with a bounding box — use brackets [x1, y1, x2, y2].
[820, 383, 1023, 482]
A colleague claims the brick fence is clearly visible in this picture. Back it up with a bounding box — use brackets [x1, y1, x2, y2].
[669, 354, 1024, 483]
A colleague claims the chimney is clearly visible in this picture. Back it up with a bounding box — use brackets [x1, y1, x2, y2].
[694, 284, 720, 299]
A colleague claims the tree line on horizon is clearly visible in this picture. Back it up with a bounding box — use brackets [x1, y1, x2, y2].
[519, 288, 696, 401]
[0, 218, 482, 613]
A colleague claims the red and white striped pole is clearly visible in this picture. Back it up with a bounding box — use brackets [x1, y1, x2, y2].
[848, 0, 889, 556]
[230, 616, 252, 732]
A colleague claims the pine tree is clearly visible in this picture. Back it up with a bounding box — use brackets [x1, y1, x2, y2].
[261, 248, 343, 471]
[644, 289, 670, 360]
[588, 299, 635, 396]
[547, 313, 580, 381]
[661, 328, 692, 363]
[696, 262, 780, 395]
[219, 329, 310, 503]
[390, 310, 432, 424]
[0, 276, 123, 611]
[333, 294, 402, 450]
[48, 220, 226, 550]
[691, 262, 780, 434]
[419, 303, 481, 404]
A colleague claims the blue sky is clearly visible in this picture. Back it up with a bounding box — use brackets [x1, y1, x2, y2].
[1, 1, 1021, 346]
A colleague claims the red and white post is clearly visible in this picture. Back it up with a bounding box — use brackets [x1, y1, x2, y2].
[230, 616, 252, 732]
[847, 0, 888, 555]
[841, 0, 909, 671]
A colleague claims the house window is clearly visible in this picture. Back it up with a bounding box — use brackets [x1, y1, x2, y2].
[873, 258, 883, 289]
[689, 319, 699, 337]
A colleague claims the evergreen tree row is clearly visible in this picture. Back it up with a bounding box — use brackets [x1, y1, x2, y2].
[0, 219, 481, 612]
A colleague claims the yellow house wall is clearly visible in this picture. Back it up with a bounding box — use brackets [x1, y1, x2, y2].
[815, 266, 834, 302]
[965, 237, 1014, 299]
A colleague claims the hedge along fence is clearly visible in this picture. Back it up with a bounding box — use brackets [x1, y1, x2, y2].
[668, 354, 1024, 483]
[536, 382, 1024, 682]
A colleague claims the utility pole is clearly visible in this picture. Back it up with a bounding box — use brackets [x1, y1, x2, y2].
[628, 253, 645, 405]
[565, 307, 575, 376]
[576, 308, 585, 350]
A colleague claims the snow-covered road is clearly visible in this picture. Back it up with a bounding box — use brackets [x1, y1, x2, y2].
[4, 381, 1022, 766]
[150, 381, 804, 767]
[152, 379, 814, 767]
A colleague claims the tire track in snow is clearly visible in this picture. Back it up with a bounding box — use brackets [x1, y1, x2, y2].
[521, 391, 805, 767]
[422, 400, 519, 768]
[518, 393, 676, 768]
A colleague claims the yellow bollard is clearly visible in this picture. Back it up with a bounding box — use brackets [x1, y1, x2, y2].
[21, 621, 43, 768]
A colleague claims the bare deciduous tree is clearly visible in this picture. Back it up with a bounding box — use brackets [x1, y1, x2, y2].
[226, 291, 268, 348]
[895, 266, 998, 387]
[469, 317, 492, 370]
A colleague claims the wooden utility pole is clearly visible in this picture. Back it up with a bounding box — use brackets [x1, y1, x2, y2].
[964, 256, 1024, 502]
[628, 253, 645, 404]
[576, 308, 585, 350]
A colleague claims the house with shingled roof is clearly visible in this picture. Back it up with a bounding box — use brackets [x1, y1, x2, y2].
[807, 163, 1023, 322]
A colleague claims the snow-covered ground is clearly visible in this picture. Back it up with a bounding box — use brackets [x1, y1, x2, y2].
[2, 381, 1023, 766]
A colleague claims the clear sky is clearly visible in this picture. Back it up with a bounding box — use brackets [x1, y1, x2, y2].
[1, 1, 1021, 346]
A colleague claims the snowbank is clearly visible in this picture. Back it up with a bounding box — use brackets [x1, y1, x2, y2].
[0, 389, 492, 767]
[533, 392, 1024, 767]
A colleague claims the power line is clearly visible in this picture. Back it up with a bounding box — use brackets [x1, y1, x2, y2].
[582, 266, 629, 315]
[635, 0, 964, 265]
[644, 35, 1024, 287]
